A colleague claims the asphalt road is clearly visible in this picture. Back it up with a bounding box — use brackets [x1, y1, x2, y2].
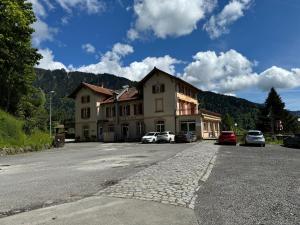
[195, 144, 300, 225]
[0, 142, 194, 217]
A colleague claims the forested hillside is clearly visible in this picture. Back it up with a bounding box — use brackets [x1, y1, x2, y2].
[198, 91, 261, 129]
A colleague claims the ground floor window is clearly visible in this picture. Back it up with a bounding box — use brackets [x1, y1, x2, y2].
[155, 120, 165, 132]
[180, 121, 196, 132]
[108, 124, 114, 132]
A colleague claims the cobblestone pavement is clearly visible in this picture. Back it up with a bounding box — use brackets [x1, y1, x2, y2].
[98, 142, 219, 209]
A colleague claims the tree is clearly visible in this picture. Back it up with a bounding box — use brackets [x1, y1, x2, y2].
[257, 87, 297, 134]
[0, 0, 41, 114]
[222, 113, 234, 131]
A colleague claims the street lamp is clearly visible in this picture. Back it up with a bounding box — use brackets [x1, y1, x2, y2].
[49, 91, 55, 138]
[234, 123, 238, 134]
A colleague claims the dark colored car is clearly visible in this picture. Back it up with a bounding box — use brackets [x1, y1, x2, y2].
[175, 132, 197, 143]
[283, 134, 300, 148]
[218, 131, 237, 145]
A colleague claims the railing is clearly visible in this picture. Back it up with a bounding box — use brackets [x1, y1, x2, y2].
[176, 109, 198, 115]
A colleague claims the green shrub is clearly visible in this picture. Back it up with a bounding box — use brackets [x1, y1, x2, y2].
[0, 110, 52, 151]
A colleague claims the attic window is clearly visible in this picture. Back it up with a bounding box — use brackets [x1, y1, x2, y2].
[152, 84, 165, 93]
[81, 95, 90, 103]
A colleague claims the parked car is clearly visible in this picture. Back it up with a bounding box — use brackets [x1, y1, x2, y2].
[245, 130, 265, 147]
[175, 132, 197, 143]
[157, 131, 175, 143]
[141, 132, 159, 143]
[283, 134, 300, 148]
[218, 131, 237, 145]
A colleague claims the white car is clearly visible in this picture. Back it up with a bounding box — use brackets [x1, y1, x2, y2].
[157, 131, 175, 143]
[141, 132, 159, 143]
[245, 130, 266, 147]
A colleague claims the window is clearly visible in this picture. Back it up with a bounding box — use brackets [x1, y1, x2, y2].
[112, 106, 116, 117]
[106, 107, 111, 118]
[134, 103, 143, 115]
[203, 122, 208, 131]
[156, 121, 165, 132]
[180, 121, 196, 132]
[155, 98, 163, 112]
[119, 106, 123, 116]
[108, 124, 114, 132]
[125, 105, 130, 116]
[81, 108, 90, 119]
[152, 84, 165, 93]
[81, 95, 90, 103]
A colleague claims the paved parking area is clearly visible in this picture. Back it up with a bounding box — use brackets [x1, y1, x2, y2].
[0, 142, 195, 217]
[195, 144, 300, 225]
[99, 142, 218, 209]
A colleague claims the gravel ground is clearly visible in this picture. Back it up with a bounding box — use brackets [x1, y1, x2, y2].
[195, 144, 300, 225]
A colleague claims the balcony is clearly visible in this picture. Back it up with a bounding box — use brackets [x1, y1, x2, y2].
[176, 108, 198, 116]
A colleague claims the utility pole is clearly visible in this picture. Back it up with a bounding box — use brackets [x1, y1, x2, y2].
[49, 91, 55, 138]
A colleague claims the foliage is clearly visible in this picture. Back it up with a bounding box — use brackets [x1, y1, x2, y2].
[0, 0, 41, 114]
[199, 90, 260, 130]
[222, 113, 234, 130]
[257, 87, 299, 134]
[0, 110, 51, 151]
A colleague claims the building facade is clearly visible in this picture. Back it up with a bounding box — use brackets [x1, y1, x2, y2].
[69, 68, 221, 142]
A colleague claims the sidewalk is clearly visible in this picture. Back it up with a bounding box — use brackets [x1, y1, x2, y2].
[0, 142, 219, 225]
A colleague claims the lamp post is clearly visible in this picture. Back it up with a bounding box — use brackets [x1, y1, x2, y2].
[49, 91, 55, 138]
[234, 123, 238, 134]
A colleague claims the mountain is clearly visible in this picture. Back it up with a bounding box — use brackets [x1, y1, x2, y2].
[290, 111, 300, 117]
[34, 68, 298, 129]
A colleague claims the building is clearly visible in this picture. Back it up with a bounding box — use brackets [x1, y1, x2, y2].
[69, 67, 221, 142]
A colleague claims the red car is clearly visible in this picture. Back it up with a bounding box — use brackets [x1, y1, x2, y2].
[218, 131, 237, 145]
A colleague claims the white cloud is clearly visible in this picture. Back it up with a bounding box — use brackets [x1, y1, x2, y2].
[182, 49, 257, 92]
[204, 0, 252, 39]
[129, 0, 217, 39]
[75, 43, 179, 81]
[55, 0, 105, 14]
[181, 49, 300, 93]
[127, 28, 140, 41]
[82, 43, 96, 54]
[37, 48, 67, 70]
[258, 66, 300, 91]
[31, 19, 57, 47]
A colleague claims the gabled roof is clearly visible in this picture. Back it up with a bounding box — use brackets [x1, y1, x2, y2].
[101, 87, 141, 104]
[199, 108, 222, 117]
[69, 82, 113, 99]
[139, 67, 200, 92]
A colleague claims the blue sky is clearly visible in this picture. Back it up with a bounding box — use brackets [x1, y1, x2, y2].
[30, 0, 300, 110]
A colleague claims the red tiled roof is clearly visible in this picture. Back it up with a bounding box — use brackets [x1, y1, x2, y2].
[102, 87, 141, 104]
[200, 108, 222, 117]
[69, 82, 113, 98]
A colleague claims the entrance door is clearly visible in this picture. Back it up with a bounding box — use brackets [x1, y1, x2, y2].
[98, 127, 103, 141]
[121, 124, 129, 140]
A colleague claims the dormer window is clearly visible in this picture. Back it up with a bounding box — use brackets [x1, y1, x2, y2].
[152, 84, 165, 93]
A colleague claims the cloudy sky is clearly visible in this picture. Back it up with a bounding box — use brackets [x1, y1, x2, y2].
[29, 0, 300, 110]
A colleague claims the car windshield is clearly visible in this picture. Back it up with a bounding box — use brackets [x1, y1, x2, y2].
[145, 132, 155, 136]
[248, 131, 262, 136]
[159, 132, 168, 135]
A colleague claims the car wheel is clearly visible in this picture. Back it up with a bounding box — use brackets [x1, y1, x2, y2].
[262, 144, 265, 147]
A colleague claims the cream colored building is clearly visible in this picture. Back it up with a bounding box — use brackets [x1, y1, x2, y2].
[69, 68, 221, 142]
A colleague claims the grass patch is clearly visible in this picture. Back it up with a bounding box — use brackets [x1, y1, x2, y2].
[0, 110, 52, 154]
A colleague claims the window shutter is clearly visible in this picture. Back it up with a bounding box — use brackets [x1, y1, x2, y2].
[134, 104, 137, 115]
[87, 96, 90, 102]
[160, 84, 165, 92]
[81, 109, 84, 118]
